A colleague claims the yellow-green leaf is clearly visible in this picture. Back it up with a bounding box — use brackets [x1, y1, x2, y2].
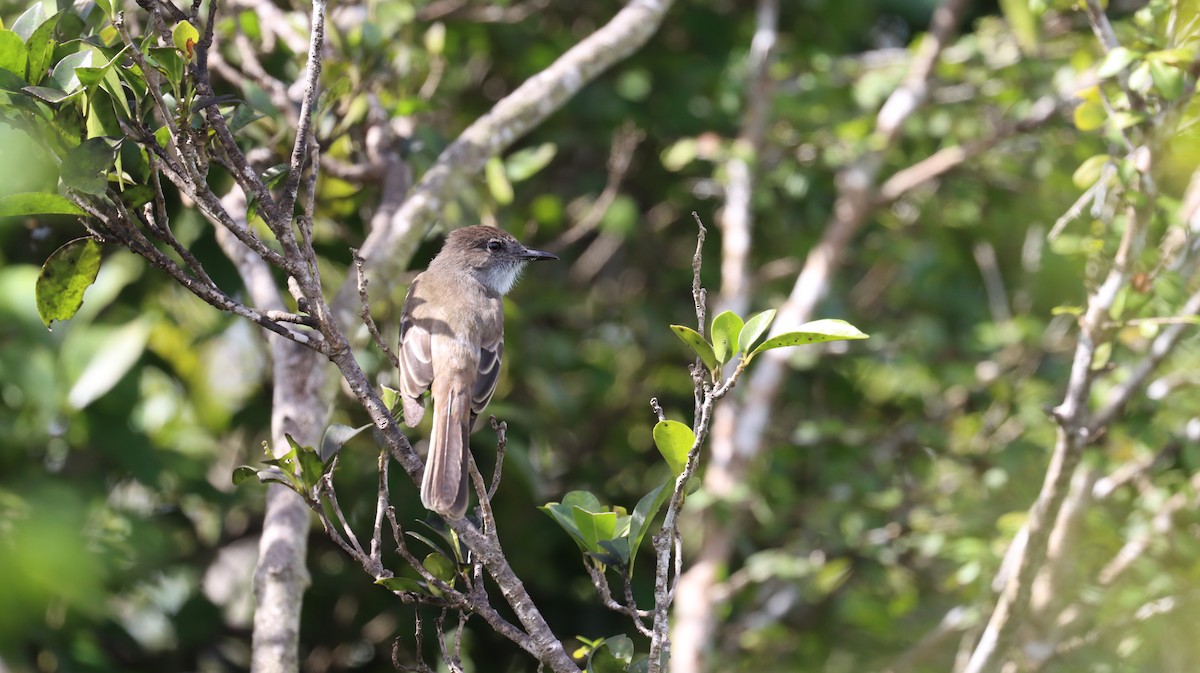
[652, 419, 695, 476]
[710, 310, 744, 364]
[172, 20, 199, 61]
[1072, 99, 1105, 131]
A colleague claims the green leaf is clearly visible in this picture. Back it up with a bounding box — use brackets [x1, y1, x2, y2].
[21, 84, 79, 103]
[10, 3, 46, 41]
[709, 310, 744, 364]
[23, 14, 60, 83]
[751, 319, 869, 355]
[422, 552, 456, 594]
[1097, 46, 1138, 79]
[596, 537, 631, 567]
[146, 47, 183, 88]
[627, 481, 669, 577]
[232, 466, 258, 485]
[540, 491, 605, 552]
[506, 142, 557, 182]
[1072, 154, 1111, 189]
[49, 47, 93, 94]
[61, 138, 116, 195]
[0, 29, 27, 79]
[284, 434, 324, 490]
[375, 577, 425, 593]
[669, 325, 718, 374]
[738, 309, 776, 355]
[1072, 99, 1105, 132]
[485, 155, 513, 205]
[36, 237, 102, 329]
[1148, 60, 1183, 100]
[381, 385, 401, 414]
[0, 192, 85, 217]
[572, 506, 617, 554]
[319, 423, 371, 463]
[653, 420, 694, 477]
[172, 20, 199, 61]
[261, 163, 289, 189]
[0, 67, 25, 90]
[588, 635, 634, 673]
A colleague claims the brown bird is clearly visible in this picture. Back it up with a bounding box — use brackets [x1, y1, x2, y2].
[397, 225, 557, 518]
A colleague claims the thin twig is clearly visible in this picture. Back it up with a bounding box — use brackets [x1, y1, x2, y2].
[488, 417, 507, 500]
[278, 0, 328, 219]
[352, 248, 401, 370]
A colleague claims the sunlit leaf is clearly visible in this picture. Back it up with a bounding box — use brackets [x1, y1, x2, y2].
[0, 29, 27, 78]
[710, 310, 743, 364]
[738, 309, 776, 355]
[1127, 62, 1152, 94]
[573, 506, 618, 556]
[653, 419, 694, 476]
[751, 319, 869, 355]
[10, 3, 45, 41]
[1072, 99, 1105, 131]
[49, 48, 93, 93]
[0, 192, 84, 217]
[36, 237, 102, 329]
[172, 20, 199, 61]
[1096, 46, 1138, 78]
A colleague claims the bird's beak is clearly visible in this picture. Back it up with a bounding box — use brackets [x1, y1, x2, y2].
[518, 247, 558, 261]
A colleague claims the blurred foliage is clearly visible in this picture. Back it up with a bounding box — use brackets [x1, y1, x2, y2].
[3, 0, 1200, 672]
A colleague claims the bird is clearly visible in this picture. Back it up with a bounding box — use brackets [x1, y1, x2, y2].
[396, 225, 557, 518]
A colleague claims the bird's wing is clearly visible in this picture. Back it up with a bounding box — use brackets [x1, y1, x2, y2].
[398, 278, 434, 426]
[471, 305, 504, 416]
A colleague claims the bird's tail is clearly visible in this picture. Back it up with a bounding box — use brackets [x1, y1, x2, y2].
[421, 382, 471, 518]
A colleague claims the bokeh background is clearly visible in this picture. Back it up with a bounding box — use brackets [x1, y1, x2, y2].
[3, 0, 1200, 671]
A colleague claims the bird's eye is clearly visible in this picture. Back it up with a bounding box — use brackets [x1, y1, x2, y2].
[486, 240, 503, 252]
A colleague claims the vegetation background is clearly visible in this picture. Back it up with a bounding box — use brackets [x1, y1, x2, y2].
[2, 0, 1199, 671]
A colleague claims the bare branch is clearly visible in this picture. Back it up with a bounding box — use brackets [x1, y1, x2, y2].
[352, 248, 401, 370]
[278, 0, 327, 219]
